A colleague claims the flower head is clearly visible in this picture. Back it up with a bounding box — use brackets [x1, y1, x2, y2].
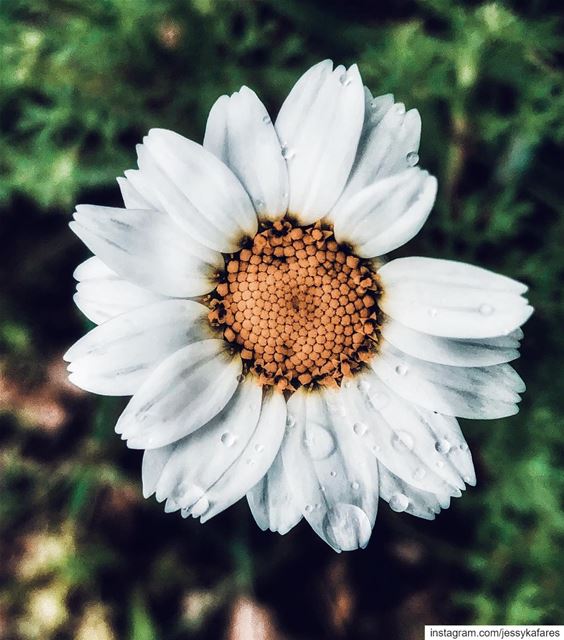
[66, 61, 532, 551]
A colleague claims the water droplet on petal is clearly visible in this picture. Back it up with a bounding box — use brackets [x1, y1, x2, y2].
[392, 431, 414, 452]
[286, 414, 296, 428]
[389, 493, 409, 512]
[435, 439, 451, 454]
[254, 199, 265, 210]
[330, 470, 337, 478]
[436, 459, 445, 469]
[371, 444, 381, 454]
[262, 114, 271, 124]
[323, 503, 372, 551]
[459, 442, 469, 451]
[304, 504, 313, 513]
[351, 481, 360, 490]
[480, 303, 494, 316]
[254, 443, 264, 454]
[406, 151, 419, 166]
[305, 423, 336, 460]
[339, 73, 352, 87]
[394, 363, 408, 376]
[191, 496, 210, 518]
[220, 432, 236, 447]
[396, 103, 406, 115]
[413, 467, 427, 480]
[353, 422, 368, 437]
[236, 373, 245, 383]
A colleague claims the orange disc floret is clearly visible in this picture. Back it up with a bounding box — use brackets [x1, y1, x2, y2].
[208, 219, 381, 391]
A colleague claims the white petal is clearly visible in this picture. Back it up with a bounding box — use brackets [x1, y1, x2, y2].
[370, 341, 523, 419]
[382, 319, 521, 367]
[141, 129, 258, 252]
[378, 465, 449, 520]
[332, 98, 421, 218]
[73, 255, 114, 281]
[203, 95, 229, 157]
[283, 389, 379, 552]
[142, 447, 172, 498]
[333, 168, 437, 257]
[247, 447, 303, 535]
[378, 257, 533, 338]
[116, 339, 242, 449]
[275, 61, 365, 224]
[116, 176, 153, 209]
[73, 257, 164, 325]
[341, 373, 469, 493]
[201, 390, 287, 522]
[154, 379, 262, 511]
[64, 300, 210, 396]
[70, 205, 223, 298]
[204, 87, 289, 221]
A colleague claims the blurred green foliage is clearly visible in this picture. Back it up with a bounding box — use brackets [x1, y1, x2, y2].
[0, 0, 563, 638]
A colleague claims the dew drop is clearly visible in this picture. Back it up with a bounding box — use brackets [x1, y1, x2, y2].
[220, 432, 237, 447]
[305, 423, 336, 460]
[389, 493, 409, 512]
[191, 496, 210, 518]
[323, 503, 372, 551]
[413, 467, 427, 480]
[435, 439, 451, 454]
[304, 504, 313, 513]
[254, 199, 265, 210]
[286, 414, 296, 429]
[479, 303, 494, 316]
[281, 145, 295, 160]
[371, 444, 381, 454]
[459, 442, 469, 451]
[236, 373, 245, 383]
[436, 459, 445, 469]
[254, 443, 265, 454]
[351, 481, 360, 491]
[394, 363, 408, 376]
[396, 103, 406, 115]
[339, 73, 352, 87]
[262, 114, 271, 124]
[392, 431, 414, 452]
[406, 151, 419, 166]
[330, 470, 337, 478]
[353, 422, 368, 437]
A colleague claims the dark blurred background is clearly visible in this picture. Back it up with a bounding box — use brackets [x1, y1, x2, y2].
[0, 0, 563, 638]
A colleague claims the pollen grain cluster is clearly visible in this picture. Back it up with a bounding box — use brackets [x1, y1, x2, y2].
[208, 219, 381, 391]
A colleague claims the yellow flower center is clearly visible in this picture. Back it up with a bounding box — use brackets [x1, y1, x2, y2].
[208, 219, 381, 391]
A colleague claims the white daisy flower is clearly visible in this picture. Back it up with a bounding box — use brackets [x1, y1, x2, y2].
[66, 60, 533, 552]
